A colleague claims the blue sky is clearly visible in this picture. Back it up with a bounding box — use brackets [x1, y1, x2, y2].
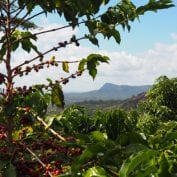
[39, 0, 177, 53]
[88, 0, 177, 53]
[6, 0, 177, 92]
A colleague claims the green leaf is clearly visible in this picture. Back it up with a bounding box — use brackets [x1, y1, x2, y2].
[119, 149, 157, 177]
[62, 62, 69, 73]
[90, 131, 107, 142]
[72, 144, 105, 174]
[86, 54, 109, 79]
[51, 84, 65, 108]
[135, 165, 157, 177]
[12, 42, 20, 51]
[85, 34, 99, 47]
[0, 161, 8, 171]
[45, 115, 56, 128]
[46, 78, 53, 84]
[78, 59, 86, 72]
[100, 145, 121, 165]
[3, 163, 16, 177]
[0, 46, 6, 60]
[87, 54, 109, 63]
[84, 166, 108, 177]
[158, 152, 171, 177]
[12, 30, 38, 53]
[112, 29, 121, 44]
[125, 144, 149, 154]
[21, 39, 32, 53]
[88, 66, 97, 80]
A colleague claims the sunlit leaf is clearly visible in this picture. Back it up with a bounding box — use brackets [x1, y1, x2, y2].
[78, 58, 87, 72]
[51, 84, 65, 108]
[119, 149, 157, 177]
[62, 62, 69, 73]
[84, 166, 108, 177]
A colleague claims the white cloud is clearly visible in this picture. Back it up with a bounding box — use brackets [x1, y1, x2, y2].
[1, 22, 177, 92]
[59, 41, 177, 92]
[96, 42, 177, 88]
[171, 33, 177, 40]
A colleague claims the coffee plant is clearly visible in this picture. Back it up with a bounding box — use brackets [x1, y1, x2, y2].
[0, 0, 175, 176]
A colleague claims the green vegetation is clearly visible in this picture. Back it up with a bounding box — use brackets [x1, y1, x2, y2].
[45, 76, 177, 177]
[0, 0, 175, 177]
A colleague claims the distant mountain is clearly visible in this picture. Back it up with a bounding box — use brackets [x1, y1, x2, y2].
[65, 83, 151, 103]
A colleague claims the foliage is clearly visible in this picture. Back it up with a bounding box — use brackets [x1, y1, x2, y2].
[94, 109, 137, 140]
[137, 114, 160, 135]
[46, 105, 95, 135]
[0, 0, 175, 177]
[120, 121, 177, 177]
[139, 76, 177, 121]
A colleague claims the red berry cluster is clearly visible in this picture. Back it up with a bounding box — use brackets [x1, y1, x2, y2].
[16, 86, 33, 96]
[13, 59, 58, 77]
[0, 134, 83, 176]
[60, 71, 82, 85]
[12, 139, 70, 177]
[44, 161, 63, 176]
[67, 147, 82, 156]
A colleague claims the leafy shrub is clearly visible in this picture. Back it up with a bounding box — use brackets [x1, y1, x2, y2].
[137, 114, 160, 134]
[94, 109, 138, 140]
[140, 76, 177, 121]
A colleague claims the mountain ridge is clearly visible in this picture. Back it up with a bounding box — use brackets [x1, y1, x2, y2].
[65, 83, 151, 103]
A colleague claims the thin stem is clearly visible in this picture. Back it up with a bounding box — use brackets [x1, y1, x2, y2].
[10, 0, 16, 6]
[5, 15, 100, 47]
[0, 1, 7, 13]
[32, 112, 66, 142]
[10, 4, 25, 21]
[12, 36, 86, 72]
[5, 0, 13, 146]
[58, 70, 84, 84]
[22, 15, 101, 39]
[13, 60, 79, 78]
[0, 11, 7, 30]
[25, 146, 54, 177]
[24, 10, 45, 24]
[0, 6, 7, 14]
[10, 15, 100, 44]
[11, 20, 85, 45]
[10, 4, 25, 14]
[56, 60, 79, 63]
[30, 20, 84, 37]
[0, 18, 6, 30]
[10, 9, 31, 34]
[5, 0, 12, 101]
[11, 10, 44, 34]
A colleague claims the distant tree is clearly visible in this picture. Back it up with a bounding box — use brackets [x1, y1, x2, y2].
[139, 76, 177, 121]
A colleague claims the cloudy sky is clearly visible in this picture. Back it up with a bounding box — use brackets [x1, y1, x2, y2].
[3, 1, 177, 92]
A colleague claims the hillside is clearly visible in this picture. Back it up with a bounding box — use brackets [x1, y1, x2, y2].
[65, 83, 151, 103]
[73, 92, 147, 113]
